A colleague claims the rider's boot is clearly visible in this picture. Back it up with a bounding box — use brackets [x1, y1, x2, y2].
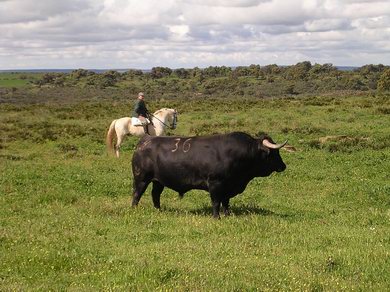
[143, 124, 149, 135]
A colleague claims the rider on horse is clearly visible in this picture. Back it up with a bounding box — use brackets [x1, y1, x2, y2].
[132, 92, 151, 134]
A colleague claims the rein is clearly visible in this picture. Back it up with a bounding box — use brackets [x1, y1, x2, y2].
[149, 112, 176, 129]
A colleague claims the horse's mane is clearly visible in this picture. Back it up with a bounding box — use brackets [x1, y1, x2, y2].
[153, 108, 170, 115]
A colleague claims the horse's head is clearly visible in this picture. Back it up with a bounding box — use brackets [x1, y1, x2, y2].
[153, 108, 178, 130]
[169, 109, 178, 130]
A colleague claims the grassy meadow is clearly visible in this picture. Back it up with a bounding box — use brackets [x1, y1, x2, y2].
[0, 73, 42, 88]
[0, 82, 389, 290]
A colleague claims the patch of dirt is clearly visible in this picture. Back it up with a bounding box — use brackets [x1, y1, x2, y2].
[318, 135, 370, 144]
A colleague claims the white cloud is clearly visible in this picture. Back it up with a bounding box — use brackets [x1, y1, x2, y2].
[0, 0, 389, 69]
[182, 0, 268, 7]
[304, 19, 352, 32]
[0, 0, 95, 24]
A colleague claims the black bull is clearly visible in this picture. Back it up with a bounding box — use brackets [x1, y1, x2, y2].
[131, 132, 287, 218]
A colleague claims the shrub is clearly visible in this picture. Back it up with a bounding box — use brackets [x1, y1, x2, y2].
[377, 69, 390, 91]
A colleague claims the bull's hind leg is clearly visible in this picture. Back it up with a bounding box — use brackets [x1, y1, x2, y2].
[132, 179, 150, 207]
[151, 181, 164, 209]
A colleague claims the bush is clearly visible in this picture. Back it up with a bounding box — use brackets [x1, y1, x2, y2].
[377, 69, 390, 91]
[151, 67, 172, 79]
[30, 63, 390, 97]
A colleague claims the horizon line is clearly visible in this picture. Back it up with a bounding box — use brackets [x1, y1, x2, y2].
[0, 64, 371, 73]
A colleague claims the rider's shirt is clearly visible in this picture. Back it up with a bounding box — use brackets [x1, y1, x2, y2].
[132, 99, 148, 118]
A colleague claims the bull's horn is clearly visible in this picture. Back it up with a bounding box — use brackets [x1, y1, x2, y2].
[262, 139, 288, 149]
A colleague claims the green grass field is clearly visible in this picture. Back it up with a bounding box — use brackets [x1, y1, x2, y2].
[0, 73, 42, 88]
[1, 89, 389, 290]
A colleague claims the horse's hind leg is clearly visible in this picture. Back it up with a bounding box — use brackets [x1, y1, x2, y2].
[115, 134, 124, 158]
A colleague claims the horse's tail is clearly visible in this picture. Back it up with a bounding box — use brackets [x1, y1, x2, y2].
[106, 119, 117, 154]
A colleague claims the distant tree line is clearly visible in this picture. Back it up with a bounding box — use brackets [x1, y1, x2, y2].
[35, 62, 390, 97]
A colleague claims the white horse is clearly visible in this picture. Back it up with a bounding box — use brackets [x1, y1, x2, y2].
[106, 108, 178, 157]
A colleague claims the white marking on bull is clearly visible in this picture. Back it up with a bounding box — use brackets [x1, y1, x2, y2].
[172, 138, 181, 152]
[138, 140, 151, 151]
[134, 166, 141, 176]
[183, 138, 192, 153]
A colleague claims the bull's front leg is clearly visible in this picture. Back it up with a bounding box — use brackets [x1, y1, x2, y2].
[210, 194, 221, 219]
[212, 200, 221, 219]
[222, 198, 230, 216]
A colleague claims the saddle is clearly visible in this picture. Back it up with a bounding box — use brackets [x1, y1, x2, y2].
[131, 117, 150, 126]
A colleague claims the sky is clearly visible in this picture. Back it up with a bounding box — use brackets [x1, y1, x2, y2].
[0, 0, 389, 69]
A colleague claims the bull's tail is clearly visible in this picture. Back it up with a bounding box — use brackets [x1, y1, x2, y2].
[106, 119, 117, 154]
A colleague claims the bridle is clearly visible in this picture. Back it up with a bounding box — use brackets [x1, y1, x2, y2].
[171, 111, 178, 129]
[149, 110, 177, 130]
